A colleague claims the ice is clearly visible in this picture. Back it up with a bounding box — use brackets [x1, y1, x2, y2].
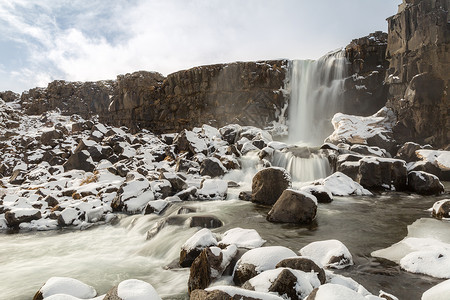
[372, 218, 450, 278]
[220, 227, 266, 248]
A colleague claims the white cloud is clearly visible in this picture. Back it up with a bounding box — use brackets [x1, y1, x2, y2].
[0, 0, 402, 92]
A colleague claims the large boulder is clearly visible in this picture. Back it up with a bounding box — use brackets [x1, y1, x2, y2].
[112, 178, 155, 213]
[251, 167, 291, 205]
[180, 228, 218, 268]
[200, 157, 227, 177]
[63, 150, 95, 172]
[267, 189, 317, 224]
[5, 209, 41, 228]
[188, 245, 237, 294]
[174, 129, 208, 155]
[407, 171, 444, 195]
[40, 129, 64, 147]
[357, 157, 407, 191]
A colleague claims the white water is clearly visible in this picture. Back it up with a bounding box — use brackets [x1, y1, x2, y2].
[271, 150, 331, 182]
[287, 49, 347, 145]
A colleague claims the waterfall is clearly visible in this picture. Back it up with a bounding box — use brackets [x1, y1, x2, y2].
[287, 49, 348, 145]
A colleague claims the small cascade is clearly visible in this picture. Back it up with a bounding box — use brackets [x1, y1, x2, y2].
[287, 49, 348, 145]
[270, 148, 331, 182]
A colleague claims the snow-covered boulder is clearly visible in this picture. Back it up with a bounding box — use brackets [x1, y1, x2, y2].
[349, 144, 389, 158]
[220, 227, 266, 249]
[188, 245, 238, 293]
[252, 167, 291, 205]
[33, 277, 97, 300]
[192, 285, 284, 300]
[416, 149, 450, 180]
[267, 189, 317, 224]
[320, 172, 372, 196]
[407, 171, 444, 195]
[104, 279, 161, 300]
[299, 240, 353, 269]
[325, 107, 396, 154]
[199, 157, 227, 177]
[241, 268, 321, 300]
[63, 150, 95, 172]
[306, 283, 368, 300]
[432, 199, 450, 220]
[4, 208, 41, 228]
[180, 228, 218, 267]
[276, 257, 326, 284]
[233, 246, 297, 285]
[112, 178, 154, 213]
[174, 129, 208, 155]
[197, 179, 228, 200]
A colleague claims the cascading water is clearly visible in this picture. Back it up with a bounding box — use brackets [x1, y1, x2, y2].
[271, 49, 347, 182]
[288, 49, 348, 145]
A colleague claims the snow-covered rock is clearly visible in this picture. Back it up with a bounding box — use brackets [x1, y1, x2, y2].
[197, 179, 228, 200]
[104, 279, 161, 300]
[432, 199, 450, 220]
[180, 228, 218, 267]
[320, 172, 372, 196]
[299, 240, 353, 269]
[33, 277, 97, 299]
[422, 279, 450, 300]
[220, 227, 266, 249]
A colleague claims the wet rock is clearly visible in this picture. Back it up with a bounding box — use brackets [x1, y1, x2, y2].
[267, 189, 317, 224]
[187, 215, 223, 228]
[432, 199, 450, 220]
[395, 142, 425, 162]
[251, 167, 291, 205]
[276, 257, 326, 284]
[200, 157, 227, 177]
[300, 185, 333, 203]
[239, 191, 252, 201]
[180, 228, 218, 268]
[357, 157, 407, 191]
[63, 150, 95, 172]
[5, 209, 41, 227]
[407, 171, 444, 195]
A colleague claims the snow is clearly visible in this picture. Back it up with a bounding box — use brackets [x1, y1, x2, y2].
[325, 271, 371, 296]
[185, 130, 208, 153]
[299, 240, 353, 269]
[320, 172, 372, 196]
[181, 228, 218, 251]
[432, 199, 450, 220]
[117, 279, 161, 300]
[248, 268, 321, 299]
[326, 107, 395, 145]
[309, 283, 366, 300]
[205, 285, 284, 300]
[268, 141, 288, 150]
[220, 227, 266, 249]
[301, 185, 333, 202]
[145, 200, 169, 214]
[197, 179, 228, 200]
[416, 150, 450, 170]
[422, 279, 450, 300]
[372, 218, 450, 278]
[235, 246, 297, 273]
[40, 277, 97, 299]
[10, 208, 40, 218]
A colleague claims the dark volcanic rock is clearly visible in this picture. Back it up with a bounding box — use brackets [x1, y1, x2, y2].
[5, 209, 41, 227]
[251, 167, 291, 205]
[385, 0, 450, 148]
[199, 158, 227, 177]
[267, 189, 317, 224]
[63, 150, 95, 172]
[407, 171, 444, 195]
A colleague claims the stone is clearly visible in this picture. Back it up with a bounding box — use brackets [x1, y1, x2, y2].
[251, 167, 291, 205]
[187, 215, 223, 229]
[407, 171, 444, 195]
[432, 199, 450, 220]
[300, 185, 333, 203]
[299, 239, 353, 269]
[276, 257, 326, 284]
[40, 129, 64, 147]
[239, 191, 252, 201]
[357, 157, 407, 191]
[63, 150, 95, 172]
[395, 142, 424, 162]
[200, 157, 227, 177]
[5, 209, 41, 227]
[9, 169, 27, 185]
[180, 228, 218, 268]
[267, 189, 317, 224]
[32, 277, 97, 300]
[103, 279, 161, 300]
[159, 172, 188, 195]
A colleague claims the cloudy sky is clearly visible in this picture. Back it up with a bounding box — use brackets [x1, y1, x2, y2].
[0, 0, 401, 93]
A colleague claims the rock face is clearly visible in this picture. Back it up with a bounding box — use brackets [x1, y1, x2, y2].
[385, 0, 450, 148]
[343, 31, 389, 116]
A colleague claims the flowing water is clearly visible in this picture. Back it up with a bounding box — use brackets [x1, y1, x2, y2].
[287, 49, 347, 145]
